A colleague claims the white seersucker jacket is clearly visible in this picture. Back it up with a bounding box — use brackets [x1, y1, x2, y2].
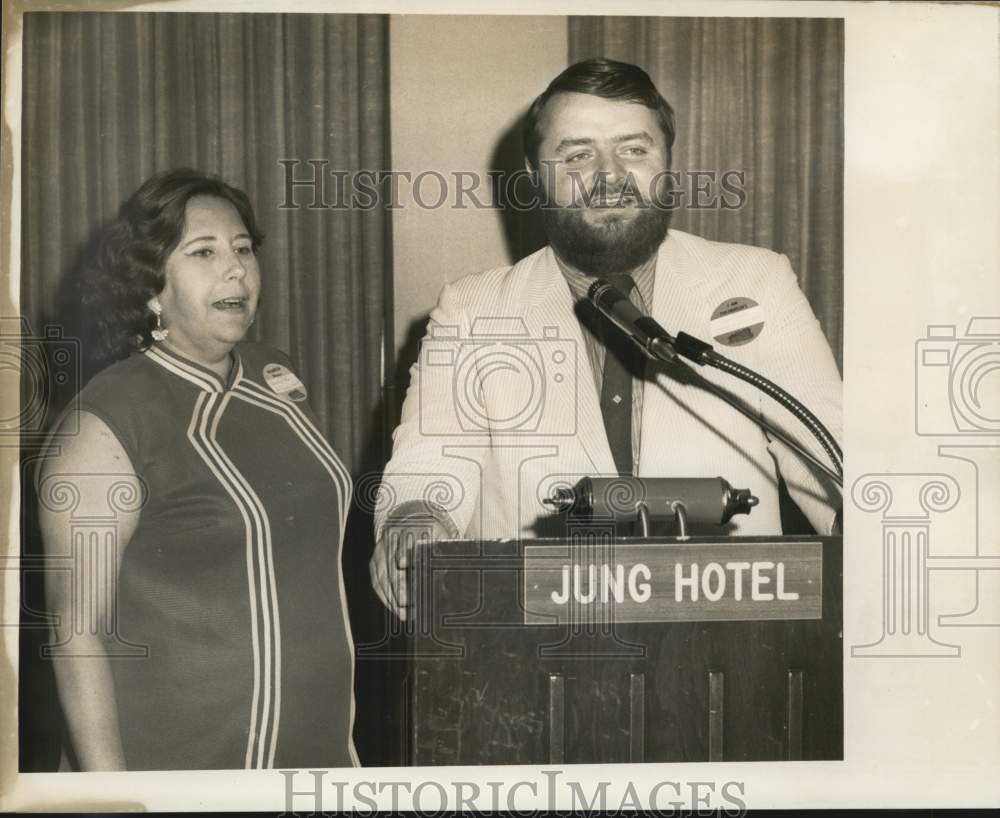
[376, 229, 843, 541]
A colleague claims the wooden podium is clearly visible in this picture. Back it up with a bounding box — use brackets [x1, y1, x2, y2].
[405, 535, 842, 765]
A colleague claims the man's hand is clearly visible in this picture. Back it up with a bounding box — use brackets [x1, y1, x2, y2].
[370, 513, 456, 621]
[832, 507, 843, 536]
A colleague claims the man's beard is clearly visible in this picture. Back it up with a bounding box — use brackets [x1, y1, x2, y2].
[541, 196, 672, 276]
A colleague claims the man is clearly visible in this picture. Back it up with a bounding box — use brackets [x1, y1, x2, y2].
[371, 59, 842, 619]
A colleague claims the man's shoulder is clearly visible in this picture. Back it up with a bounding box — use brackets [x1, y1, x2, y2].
[668, 228, 783, 269]
[665, 229, 791, 293]
[441, 246, 553, 309]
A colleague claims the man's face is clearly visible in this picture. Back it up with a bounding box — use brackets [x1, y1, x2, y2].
[533, 92, 672, 275]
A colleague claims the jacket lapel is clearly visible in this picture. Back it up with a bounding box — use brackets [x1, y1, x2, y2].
[519, 247, 617, 476]
[639, 230, 708, 475]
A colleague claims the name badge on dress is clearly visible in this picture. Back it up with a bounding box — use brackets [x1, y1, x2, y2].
[263, 362, 308, 402]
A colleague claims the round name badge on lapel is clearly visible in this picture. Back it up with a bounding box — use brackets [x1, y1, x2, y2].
[263, 362, 308, 402]
[709, 297, 765, 346]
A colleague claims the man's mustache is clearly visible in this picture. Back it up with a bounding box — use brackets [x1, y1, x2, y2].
[566, 173, 654, 208]
[566, 187, 650, 208]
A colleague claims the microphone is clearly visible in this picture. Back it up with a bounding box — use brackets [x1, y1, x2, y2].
[586, 282, 844, 484]
[587, 279, 676, 361]
[543, 476, 759, 526]
[587, 279, 715, 365]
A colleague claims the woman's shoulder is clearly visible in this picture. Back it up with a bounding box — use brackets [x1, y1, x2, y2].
[48, 353, 166, 479]
[236, 342, 298, 378]
[77, 351, 165, 408]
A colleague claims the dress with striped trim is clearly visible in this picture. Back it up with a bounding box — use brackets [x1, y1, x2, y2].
[75, 341, 357, 770]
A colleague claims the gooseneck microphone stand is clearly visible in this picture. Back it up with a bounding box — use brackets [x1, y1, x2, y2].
[589, 280, 844, 488]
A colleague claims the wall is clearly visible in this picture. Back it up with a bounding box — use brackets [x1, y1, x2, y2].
[388, 14, 568, 381]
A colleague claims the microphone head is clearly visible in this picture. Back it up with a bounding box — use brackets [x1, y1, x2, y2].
[587, 278, 628, 308]
[586, 277, 674, 362]
[586, 278, 606, 300]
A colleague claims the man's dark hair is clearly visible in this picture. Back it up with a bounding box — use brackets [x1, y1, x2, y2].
[523, 58, 677, 170]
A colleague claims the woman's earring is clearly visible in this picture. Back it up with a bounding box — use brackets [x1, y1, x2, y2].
[151, 309, 168, 342]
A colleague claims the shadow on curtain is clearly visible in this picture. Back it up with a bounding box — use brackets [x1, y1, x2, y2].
[569, 16, 844, 368]
[19, 11, 397, 769]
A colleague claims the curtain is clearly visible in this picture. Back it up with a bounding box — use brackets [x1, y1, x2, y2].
[569, 17, 844, 367]
[20, 11, 392, 769]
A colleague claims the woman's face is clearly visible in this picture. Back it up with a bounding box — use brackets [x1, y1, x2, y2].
[150, 195, 261, 365]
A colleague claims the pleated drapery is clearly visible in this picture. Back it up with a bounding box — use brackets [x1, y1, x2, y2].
[22, 12, 391, 473]
[569, 17, 844, 367]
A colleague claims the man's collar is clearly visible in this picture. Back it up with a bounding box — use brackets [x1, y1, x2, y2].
[552, 245, 657, 310]
[514, 229, 702, 316]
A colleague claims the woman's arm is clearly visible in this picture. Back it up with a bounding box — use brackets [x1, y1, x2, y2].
[38, 411, 142, 771]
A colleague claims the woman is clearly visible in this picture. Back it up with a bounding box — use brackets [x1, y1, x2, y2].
[38, 169, 357, 770]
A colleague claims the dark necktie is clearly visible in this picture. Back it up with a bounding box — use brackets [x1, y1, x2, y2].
[600, 274, 638, 476]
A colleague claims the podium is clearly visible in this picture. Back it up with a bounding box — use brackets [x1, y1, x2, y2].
[405, 535, 842, 764]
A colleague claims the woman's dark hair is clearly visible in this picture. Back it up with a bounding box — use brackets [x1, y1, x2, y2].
[523, 58, 677, 170]
[80, 168, 264, 367]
